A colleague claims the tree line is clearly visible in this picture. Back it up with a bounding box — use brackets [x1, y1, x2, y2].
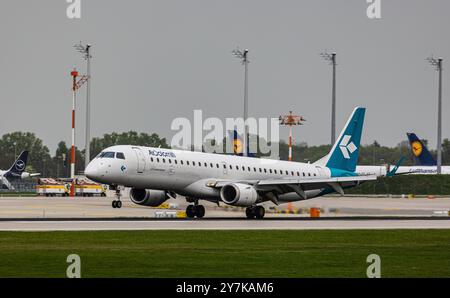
[0, 131, 449, 178]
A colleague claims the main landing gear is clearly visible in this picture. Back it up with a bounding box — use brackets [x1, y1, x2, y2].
[246, 206, 265, 219]
[112, 186, 123, 209]
[186, 204, 205, 218]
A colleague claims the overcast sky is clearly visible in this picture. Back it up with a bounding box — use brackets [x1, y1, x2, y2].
[1, 0, 449, 153]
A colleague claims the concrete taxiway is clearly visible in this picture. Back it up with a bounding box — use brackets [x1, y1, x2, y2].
[0, 195, 449, 230]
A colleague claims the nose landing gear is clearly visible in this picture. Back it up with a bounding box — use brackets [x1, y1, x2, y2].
[112, 186, 123, 209]
[246, 206, 265, 219]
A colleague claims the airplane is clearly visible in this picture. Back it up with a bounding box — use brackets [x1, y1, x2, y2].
[0, 151, 41, 189]
[394, 133, 450, 175]
[85, 107, 378, 219]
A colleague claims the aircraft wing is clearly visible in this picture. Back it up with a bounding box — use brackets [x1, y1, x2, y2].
[209, 175, 377, 197]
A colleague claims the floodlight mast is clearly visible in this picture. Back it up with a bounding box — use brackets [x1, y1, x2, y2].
[232, 48, 249, 157]
[427, 56, 444, 174]
[74, 42, 92, 170]
[320, 51, 337, 145]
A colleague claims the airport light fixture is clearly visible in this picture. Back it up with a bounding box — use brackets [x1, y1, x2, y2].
[74, 42, 92, 170]
[279, 111, 306, 161]
[232, 47, 249, 157]
[70, 68, 89, 196]
[320, 51, 337, 145]
[426, 55, 444, 174]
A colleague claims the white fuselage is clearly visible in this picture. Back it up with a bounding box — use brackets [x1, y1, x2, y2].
[85, 145, 335, 202]
[395, 166, 450, 175]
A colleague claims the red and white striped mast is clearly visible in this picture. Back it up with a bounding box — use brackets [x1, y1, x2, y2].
[279, 111, 305, 161]
[70, 68, 89, 197]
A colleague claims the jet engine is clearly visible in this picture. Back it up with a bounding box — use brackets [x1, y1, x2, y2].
[20, 172, 31, 179]
[130, 188, 168, 207]
[220, 183, 258, 206]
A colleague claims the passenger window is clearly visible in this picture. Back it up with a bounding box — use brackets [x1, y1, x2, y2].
[204, 162, 207, 167]
[186, 161, 190, 165]
[296, 172, 300, 176]
[216, 164, 219, 168]
[308, 173, 311, 177]
[269, 169, 272, 174]
[259, 168, 262, 172]
[174, 160, 177, 164]
[192, 161, 195, 166]
[181, 160, 184, 165]
[248, 167, 251, 171]
[116, 152, 125, 160]
[229, 165, 232, 169]
[157, 158, 160, 163]
[162, 158, 166, 163]
[253, 167, 256, 172]
[264, 168, 267, 173]
[286, 171, 289, 175]
[236, 165, 239, 170]
[168, 159, 172, 164]
[242, 166, 245, 171]
[150, 157, 154, 162]
[210, 163, 213, 168]
[223, 164, 226, 169]
[274, 169, 277, 174]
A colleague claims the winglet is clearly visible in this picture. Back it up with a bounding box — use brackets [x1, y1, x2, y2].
[386, 156, 406, 177]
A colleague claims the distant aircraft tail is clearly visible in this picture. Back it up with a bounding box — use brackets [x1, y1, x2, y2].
[406, 133, 436, 166]
[314, 107, 366, 175]
[228, 130, 256, 157]
[6, 151, 29, 178]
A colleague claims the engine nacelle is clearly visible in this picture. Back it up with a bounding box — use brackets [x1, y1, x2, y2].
[21, 172, 31, 179]
[220, 183, 258, 206]
[130, 188, 168, 207]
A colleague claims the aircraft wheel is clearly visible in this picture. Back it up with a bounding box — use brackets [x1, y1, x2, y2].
[255, 206, 265, 219]
[195, 205, 205, 218]
[116, 201, 122, 208]
[186, 205, 196, 218]
[112, 200, 117, 208]
[246, 207, 255, 219]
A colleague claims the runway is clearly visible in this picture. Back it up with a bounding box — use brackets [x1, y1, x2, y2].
[0, 217, 449, 231]
[0, 195, 449, 231]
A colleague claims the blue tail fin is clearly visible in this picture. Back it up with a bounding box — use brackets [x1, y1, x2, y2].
[6, 151, 28, 178]
[228, 130, 256, 157]
[406, 133, 436, 166]
[320, 107, 366, 173]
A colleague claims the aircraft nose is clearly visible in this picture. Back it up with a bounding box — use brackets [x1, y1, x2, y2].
[85, 161, 100, 181]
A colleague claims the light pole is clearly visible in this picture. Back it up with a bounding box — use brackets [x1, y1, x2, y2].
[74, 42, 92, 169]
[320, 51, 337, 145]
[427, 56, 443, 174]
[232, 48, 249, 157]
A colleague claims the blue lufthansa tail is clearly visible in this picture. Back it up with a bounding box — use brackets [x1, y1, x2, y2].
[5, 151, 29, 178]
[318, 107, 365, 175]
[406, 133, 436, 166]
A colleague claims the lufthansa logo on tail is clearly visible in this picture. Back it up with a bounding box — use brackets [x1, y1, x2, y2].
[339, 135, 357, 159]
[15, 160, 25, 171]
[411, 141, 422, 157]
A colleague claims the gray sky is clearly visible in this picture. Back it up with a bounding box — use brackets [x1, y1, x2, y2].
[1, 0, 449, 153]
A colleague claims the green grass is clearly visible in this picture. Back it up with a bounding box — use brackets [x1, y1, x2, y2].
[0, 230, 449, 277]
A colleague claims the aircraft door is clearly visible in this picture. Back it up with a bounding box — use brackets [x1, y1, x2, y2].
[132, 147, 146, 173]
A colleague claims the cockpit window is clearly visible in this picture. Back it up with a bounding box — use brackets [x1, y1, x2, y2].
[98, 151, 115, 158]
[116, 152, 125, 160]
